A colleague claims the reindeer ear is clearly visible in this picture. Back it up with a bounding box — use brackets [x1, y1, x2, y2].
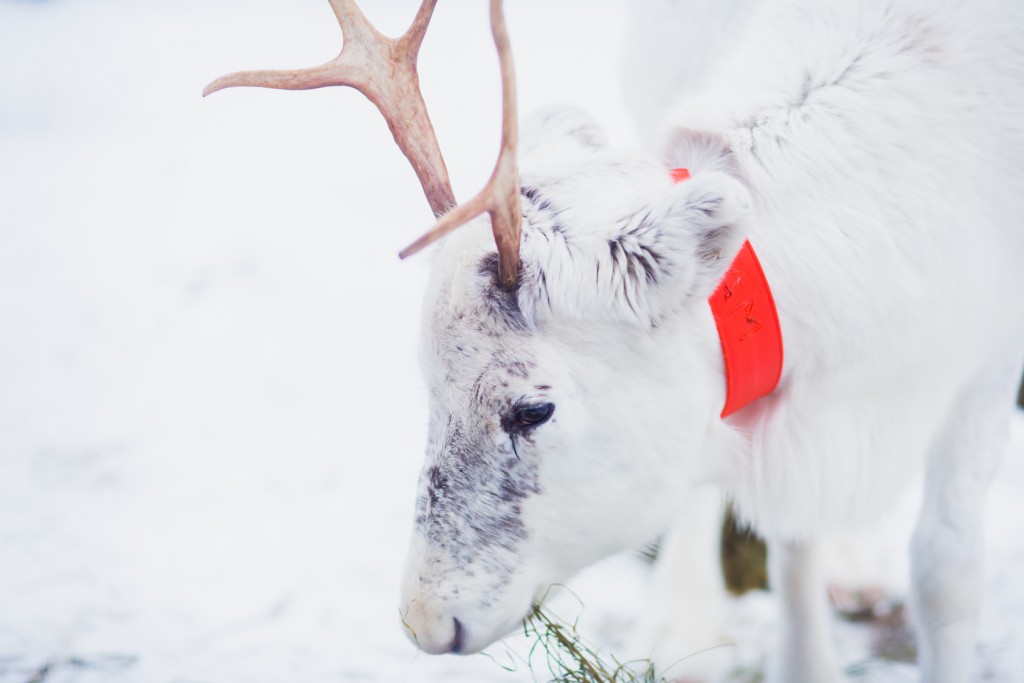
[515, 167, 754, 329]
[636, 169, 753, 303]
[520, 105, 608, 164]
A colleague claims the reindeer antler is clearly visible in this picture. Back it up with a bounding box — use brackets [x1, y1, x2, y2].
[204, 0, 454, 217]
[205, 0, 522, 289]
[399, 0, 522, 289]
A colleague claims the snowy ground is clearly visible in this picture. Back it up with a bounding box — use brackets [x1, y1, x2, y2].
[1, 1, 1022, 682]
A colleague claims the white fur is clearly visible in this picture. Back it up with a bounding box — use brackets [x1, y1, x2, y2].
[400, 1, 1024, 680]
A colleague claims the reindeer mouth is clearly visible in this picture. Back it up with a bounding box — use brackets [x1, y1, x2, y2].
[401, 576, 545, 656]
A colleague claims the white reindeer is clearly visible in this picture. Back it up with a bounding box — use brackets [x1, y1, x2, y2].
[206, 0, 1024, 681]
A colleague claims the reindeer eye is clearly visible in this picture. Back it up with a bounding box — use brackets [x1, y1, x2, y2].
[515, 403, 555, 428]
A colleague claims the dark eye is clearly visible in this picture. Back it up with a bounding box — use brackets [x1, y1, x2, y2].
[515, 403, 555, 429]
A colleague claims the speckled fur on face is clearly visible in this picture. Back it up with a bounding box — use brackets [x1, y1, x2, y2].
[412, 262, 546, 603]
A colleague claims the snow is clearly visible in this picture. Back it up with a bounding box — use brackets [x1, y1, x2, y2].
[0, 1, 1021, 681]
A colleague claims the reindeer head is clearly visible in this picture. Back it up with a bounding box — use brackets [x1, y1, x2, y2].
[400, 107, 752, 653]
[205, 0, 751, 657]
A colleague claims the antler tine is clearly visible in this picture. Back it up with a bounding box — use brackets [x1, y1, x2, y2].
[399, 0, 522, 290]
[399, 0, 438, 56]
[202, 0, 376, 98]
[202, 63, 342, 98]
[325, 0, 375, 39]
[204, 0, 454, 217]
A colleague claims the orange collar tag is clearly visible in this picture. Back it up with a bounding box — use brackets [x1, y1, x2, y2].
[671, 168, 784, 417]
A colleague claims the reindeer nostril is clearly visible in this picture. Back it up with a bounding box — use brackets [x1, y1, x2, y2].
[450, 617, 466, 654]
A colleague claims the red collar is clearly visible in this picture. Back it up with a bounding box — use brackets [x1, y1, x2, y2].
[671, 168, 783, 417]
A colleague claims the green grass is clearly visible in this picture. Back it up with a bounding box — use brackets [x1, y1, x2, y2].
[516, 604, 667, 683]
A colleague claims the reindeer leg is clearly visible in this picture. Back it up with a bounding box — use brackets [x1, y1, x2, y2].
[766, 539, 842, 683]
[642, 486, 731, 682]
[910, 356, 1021, 682]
